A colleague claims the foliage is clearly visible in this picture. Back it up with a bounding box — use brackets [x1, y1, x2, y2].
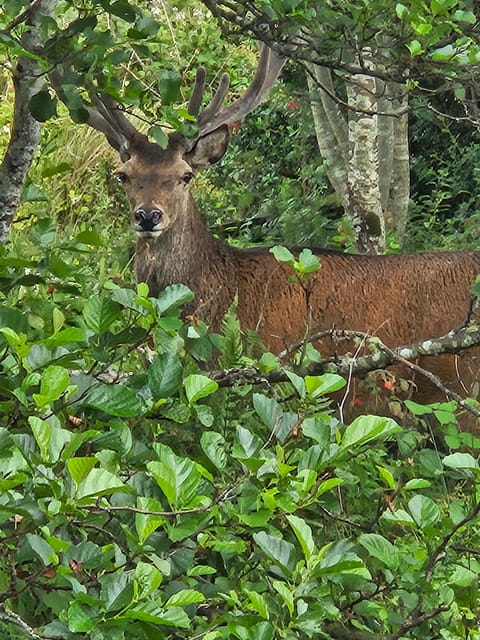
[0, 221, 480, 640]
[407, 103, 480, 250]
[203, 0, 480, 98]
[197, 74, 341, 249]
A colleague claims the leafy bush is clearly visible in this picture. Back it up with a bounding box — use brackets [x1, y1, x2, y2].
[1, 225, 480, 640]
[408, 103, 480, 250]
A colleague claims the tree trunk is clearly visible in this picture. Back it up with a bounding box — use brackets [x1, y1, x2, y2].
[307, 55, 410, 253]
[0, 0, 57, 244]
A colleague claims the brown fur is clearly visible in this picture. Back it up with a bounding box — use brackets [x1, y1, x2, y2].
[114, 132, 480, 426]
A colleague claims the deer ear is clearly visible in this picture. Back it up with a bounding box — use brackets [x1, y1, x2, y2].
[187, 126, 229, 170]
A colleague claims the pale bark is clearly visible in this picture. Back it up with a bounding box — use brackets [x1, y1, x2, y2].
[306, 56, 410, 252]
[307, 66, 348, 207]
[345, 51, 385, 254]
[0, 0, 57, 244]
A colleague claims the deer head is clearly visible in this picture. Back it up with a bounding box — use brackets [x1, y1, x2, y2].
[85, 44, 285, 239]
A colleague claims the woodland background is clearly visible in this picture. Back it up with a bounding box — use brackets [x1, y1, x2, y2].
[1, 1, 480, 639]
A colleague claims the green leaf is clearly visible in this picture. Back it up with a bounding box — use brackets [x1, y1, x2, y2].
[253, 531, 298, 576]
[107, 0, 137, 21]
[82, 297, 122, 333]
[449, 564, 478, 587]
[395, 3, 409, 19]
[75, 229, 103, 246]
[407, 39, 424, 56]
[29, 416, 71, 463]
[341, 415, 400, 449]
[30, 90, 57, 122]
[358, 533, 399, 569]
[184, 373, 218, 404]
[148, 446, 202, 508]
[135, 561, 163, 598]
[403, 478, 432, 490]
[148, 350, 183, 399]
[33, 365, 71, 407]
[200, 431, 227, 470]
[122, 603, 190, 627]
[244, 589, 269, 619]
[253, 393, 281, 429]
[377, 465, 396, 490]
[233, 425, 263, 459]
[101, 572, 134, 612]
[165, 589, 205, 607]
[443, 452, 479, 470]
[305, 373, 345, 397]
[26, 533, 58, 566]
[381, 508, 416, 527]
[272, 579, 294, 616]
[155, 284, 194, 314]
[298, 248, 320, 273]
[81, 383, 145, 417]
[29, 416, 51, 461]
[149, 125, 169, 149]
[68, 601, 96, 633]
[68, 457, 97, 487]
[454, 9, 476, 23]
[286, 514, 316, 561]
[270, 245, 295, 263]
[158, 71, 182, 105]
[76, 468, 127, 501]
[408, 494, 440, 529]
[0, 307, 29, 333]
[135, 497, 165, 544]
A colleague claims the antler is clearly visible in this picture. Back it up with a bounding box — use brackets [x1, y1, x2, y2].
[85, 93, 142, 159]
[81, 42, 284, 153]
[188, 43, 286, 139]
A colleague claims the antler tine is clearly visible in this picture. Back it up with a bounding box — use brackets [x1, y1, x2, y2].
[196, 43, 285, 138]
[197, 72, 230, 126]
[187, 66, 206, 118]
[90, 93, 139, 142]
[83, 92, 145, 160]
[85, 104, 123, 151]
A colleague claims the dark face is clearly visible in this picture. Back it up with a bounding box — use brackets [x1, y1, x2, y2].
[114, 128, 229, 237]
[115, 151, 195, 238]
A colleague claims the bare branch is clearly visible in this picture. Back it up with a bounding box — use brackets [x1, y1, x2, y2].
[209, 322, 480, 419]
[0, 604, 46, 640]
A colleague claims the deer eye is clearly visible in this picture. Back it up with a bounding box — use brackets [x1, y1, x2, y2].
[115, 172, 129, 184]
[182, 171, 194, 184]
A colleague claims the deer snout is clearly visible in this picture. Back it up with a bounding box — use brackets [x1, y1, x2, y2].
[134, 207, 164, 233]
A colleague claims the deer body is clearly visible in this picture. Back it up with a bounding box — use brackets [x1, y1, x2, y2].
[86, 45, 480, 422]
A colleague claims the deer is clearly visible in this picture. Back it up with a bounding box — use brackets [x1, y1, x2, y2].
[84, 44, 480, 426]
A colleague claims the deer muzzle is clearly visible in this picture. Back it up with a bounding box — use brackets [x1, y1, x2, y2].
[133, 207, 164, 236]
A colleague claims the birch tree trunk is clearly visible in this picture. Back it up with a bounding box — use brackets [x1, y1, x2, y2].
[307, 54, 409, 253]
[0, 0, 57, 244]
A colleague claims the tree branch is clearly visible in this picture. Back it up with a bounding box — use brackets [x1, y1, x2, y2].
[0, 604, 47, 640]
[209, 322, 480, 418]
[0, 0, 57, 244]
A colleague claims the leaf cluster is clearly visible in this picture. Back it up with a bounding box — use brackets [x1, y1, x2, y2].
[1, 226, 480, 640]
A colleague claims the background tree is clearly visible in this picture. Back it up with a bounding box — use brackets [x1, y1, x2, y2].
[202, 0, 480, 251]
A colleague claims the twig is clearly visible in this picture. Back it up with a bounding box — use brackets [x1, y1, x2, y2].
[0, 604, 46, 640]
[1, 0, 44, 34]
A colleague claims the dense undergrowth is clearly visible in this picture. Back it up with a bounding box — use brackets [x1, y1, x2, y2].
[0, 210, 480, 639]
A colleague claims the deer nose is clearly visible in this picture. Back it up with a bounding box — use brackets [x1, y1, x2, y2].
[134, 208, 164, 231]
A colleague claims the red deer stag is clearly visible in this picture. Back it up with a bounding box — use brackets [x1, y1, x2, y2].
[85, 45, 480, 424]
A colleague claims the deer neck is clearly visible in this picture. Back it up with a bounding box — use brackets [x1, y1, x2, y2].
[134, 196, 238, 320]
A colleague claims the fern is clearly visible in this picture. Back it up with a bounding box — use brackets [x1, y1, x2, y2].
[220, 298, 244, 369]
